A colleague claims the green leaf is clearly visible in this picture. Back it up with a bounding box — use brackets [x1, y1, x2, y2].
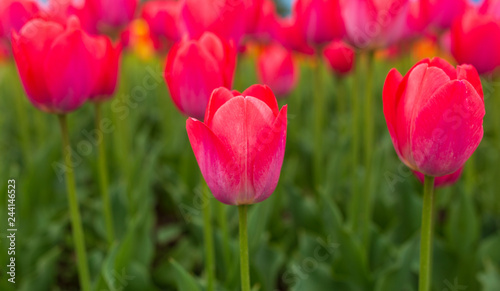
[478, 261, 500, 291]
[169, 258, 202, 291]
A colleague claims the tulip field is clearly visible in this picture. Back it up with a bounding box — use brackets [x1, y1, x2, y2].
[1, 0, 500, 291]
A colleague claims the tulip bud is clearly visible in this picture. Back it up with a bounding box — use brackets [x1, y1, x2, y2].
[322, 40, 355, 76]
[451, 8, 500, 74]
[186, 84, 287, 205]
[12, 16, 96, 113]
[257, 43, 298, 97]
[164, 32, 236, 119]
[88, 36, 122, 102]
[383, 57, 485, 177]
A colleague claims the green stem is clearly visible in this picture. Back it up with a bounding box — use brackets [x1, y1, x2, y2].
[94, 102, 115, 245]
[419, 175, 435, 291]
[360, 50, 375, 246]
[202, 180, 215, 291]
[348, 51, 362, 230]
[217, 202, 231, 279]
[238, 205, 250, 291]
[57, 114, 91, 291]
[335, 76, 346, 118]
[13, 85, 32, 169]
[313, 55, 325, 189]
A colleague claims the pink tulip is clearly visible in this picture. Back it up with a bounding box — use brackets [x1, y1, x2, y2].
[341, 0, 410, 48]
[413, 167, 463, 188]
[323, 40, 355, 76]
[243, 0, 265, 34]
[251, 0, 278, 41]
[425, 0, 468, 30]
[273, 16, 314, 55]
[11, 16, 95, 113]
[181, 0, 247, 43]
[91, 0, 138, 29]
[293, 0, 345, 46]
[186, 85, 287, 205]
[88, 36, 122, 101]
[383, 57, 485, 177]
[0, 0, 39, 41]
[257, 43, 298, 97]
[164, 32, 237, 119]
[451, 8, 500, 74]
[141, 0, 183, 48]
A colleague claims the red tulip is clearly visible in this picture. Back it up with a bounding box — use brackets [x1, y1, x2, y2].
[293, 0, 345, 46]
[451, 8, 500, 74]
[0, 0, 39, 41]
[88, 36, 122, 101]
[341, 0, 410, 48]
[257, 43, 298, 97]
[181, 0, 247, 43]
[164, 32, 237, 119]
[141, 0, 183, 48]
[383, 57, 485, 177]
[413, 167, 463, 188]
[186, 85, 287, 205]
[323, 40, 355, 76]
[12, 16, 96, 113]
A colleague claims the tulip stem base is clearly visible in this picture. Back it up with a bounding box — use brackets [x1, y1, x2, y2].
[419, 175, 435, 291]
[58, 114, 91, 291]
[94, 102, 114, 245]
[238, 205, 250, 291]
[202, 180, 215, 291]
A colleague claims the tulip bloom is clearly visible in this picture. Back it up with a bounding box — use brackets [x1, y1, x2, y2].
[323, 40, 355, 76]
[341, 0, 410, 48]
[141, 0, 183, 49]
[383, 57, 485, 177]
[257, 43, 298, 97]
[164, 32, 236, 119]
[451, 8, 500, 74]
[12, 16, 96, 113]
[88, 37, 122, 101]
[186, 85, 287, 205]
[413, 167, 463, 188]
[293, 0, 345, 46]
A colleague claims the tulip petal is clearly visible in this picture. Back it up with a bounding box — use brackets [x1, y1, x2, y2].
[11, 20, 64, 112]
[251, 105, 287, 203]
[411, 80, 485, 176]
[44, 27, 93, 113]
[457, 64, 484, 99]
[186, 118, 241, 205]
[429, 57, 457, 79]
[210, 96, 276, 204]
[396, 63, 451, 167]
[383, 68, 403, 160]
[241, 84, 279, 116]
[204, 87, 236, 126]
